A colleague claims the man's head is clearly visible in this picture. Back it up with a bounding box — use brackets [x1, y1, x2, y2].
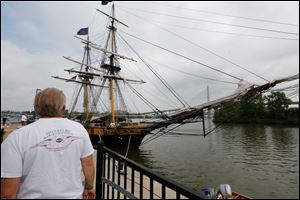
[34, 88, 66, 117]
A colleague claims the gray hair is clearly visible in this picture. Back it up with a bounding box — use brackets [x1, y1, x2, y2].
[34, 88, 66, 117]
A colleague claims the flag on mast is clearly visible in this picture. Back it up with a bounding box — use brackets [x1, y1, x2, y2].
[101, 1, 112, 5]
[77, 27, 89, 35]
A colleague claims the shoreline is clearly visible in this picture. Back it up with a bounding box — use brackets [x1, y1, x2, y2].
[213, 119, 299, 126]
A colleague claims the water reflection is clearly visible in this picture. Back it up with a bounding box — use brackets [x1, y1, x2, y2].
[270, 126, 297, 148]
[104, 143, 155, 169]
[105, 124, 299, 199]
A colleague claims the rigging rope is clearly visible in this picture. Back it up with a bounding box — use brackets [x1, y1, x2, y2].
[155, 22, 299, 41]
[145, 57, 238, 85]
[125, 83, 164, 116]
[123, 83, 140, 113]
[117, 37, 180, 107]
[118, 60, 180, 107]
[68, 84, 80, 115]
[119, 30, 243, 82]
[271, 83, 299, 92]
[120, 8, 270, 83]
[203, 88, 279, 137]
[89, 85, 99, 113]
[117, 33, 190, 108]
[141, 87, 281, 145]
[114, 78, 128, 111]
[141, 124, 184, 146]
[286, 89, 299, 98]
[124, 136, 131, 158]
[119, 7, 299, 36]
[69, 85, 83, 116]
[92, 78, 107, 111]
[118, 33, 238, 87]
[149, 2, 299, 27]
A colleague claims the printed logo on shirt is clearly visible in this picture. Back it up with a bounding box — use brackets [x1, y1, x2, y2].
[30, 129, 81, 152]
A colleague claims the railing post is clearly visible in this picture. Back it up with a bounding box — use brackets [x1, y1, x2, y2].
[96, 141, 104, 199]
[96, 144, 207, 199]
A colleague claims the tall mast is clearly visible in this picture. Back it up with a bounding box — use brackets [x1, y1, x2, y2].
[109, 2, 116, 126]
[54, 3, 137, 122]
[83, 36, 91, 120]
[96, 4, 137, 126]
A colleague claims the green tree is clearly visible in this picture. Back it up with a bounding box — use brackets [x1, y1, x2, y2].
[213, 91, 297, 124]
[214, 94, 266, 123]
[239, 94, 265, 120]
[266, 91, 291, 119]
[214, 101, 241, 122]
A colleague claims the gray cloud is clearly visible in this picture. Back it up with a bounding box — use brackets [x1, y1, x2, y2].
[1, 1, 299, 112]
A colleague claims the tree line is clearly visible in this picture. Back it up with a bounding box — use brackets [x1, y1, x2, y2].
[213, 91, 298, 125]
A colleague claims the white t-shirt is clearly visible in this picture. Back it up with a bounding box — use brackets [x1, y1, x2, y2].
[1, 118, 94, 199]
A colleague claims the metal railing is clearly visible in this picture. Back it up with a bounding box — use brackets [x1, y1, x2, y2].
[96, 142, 207, 199]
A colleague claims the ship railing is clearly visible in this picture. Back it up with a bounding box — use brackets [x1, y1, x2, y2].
[96, 142, 207, 199]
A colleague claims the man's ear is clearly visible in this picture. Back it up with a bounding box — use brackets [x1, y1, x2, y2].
[60, 105, 66, 115]
[61, 105, 66, 114]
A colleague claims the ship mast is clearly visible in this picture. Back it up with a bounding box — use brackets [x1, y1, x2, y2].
[83, 37, 91, 120]
[99, 2, 133, 126]
[109, 2, 117, 125]
[74, 4, 142, 126]
[53, 34, 95, 120]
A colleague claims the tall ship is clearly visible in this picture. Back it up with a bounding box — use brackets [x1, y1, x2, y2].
[53, 2, 299, 147]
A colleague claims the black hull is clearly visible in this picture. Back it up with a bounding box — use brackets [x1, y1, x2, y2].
[89, 134, 146, 149]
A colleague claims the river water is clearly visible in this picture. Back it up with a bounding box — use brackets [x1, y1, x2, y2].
[111, 122, 299, 199]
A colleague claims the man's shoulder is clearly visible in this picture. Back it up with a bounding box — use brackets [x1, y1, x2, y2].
[2, 125, 26, 144]
[34, 118, 83, 128]
[10, 122, 35, 135]
[63, 119, 86, 130]
[64, 118, 82, 125]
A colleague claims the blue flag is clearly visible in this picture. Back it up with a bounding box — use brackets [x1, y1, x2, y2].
[101, 1, 112, 5]
[77, 27, 88, 35]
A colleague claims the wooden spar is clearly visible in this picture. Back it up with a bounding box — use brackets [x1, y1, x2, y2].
[73, 35, 101, 47]
[74, 36, 137, 62]
[65, 69, 146, 84]
[67, 3, 133, 126]
[63, 56, 104, 72]
[52, 76, 108, 88]
[89, 42, 137, 62]
[96, 8, 128, 27]
[146, 74, 299, 131]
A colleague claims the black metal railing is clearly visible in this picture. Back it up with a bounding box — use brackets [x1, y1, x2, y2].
[96, 142, 207, 199]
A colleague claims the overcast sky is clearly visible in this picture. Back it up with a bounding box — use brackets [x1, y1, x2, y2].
[1, 1, 299, 112]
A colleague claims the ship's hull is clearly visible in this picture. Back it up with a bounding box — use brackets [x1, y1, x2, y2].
[89, 134, 146, 148]
[84, 123, 154, 148]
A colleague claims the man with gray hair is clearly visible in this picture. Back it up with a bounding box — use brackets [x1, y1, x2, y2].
[1, 87, 95, 199]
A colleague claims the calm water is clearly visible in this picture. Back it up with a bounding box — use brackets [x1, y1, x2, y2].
[110, 123, 299, 199]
